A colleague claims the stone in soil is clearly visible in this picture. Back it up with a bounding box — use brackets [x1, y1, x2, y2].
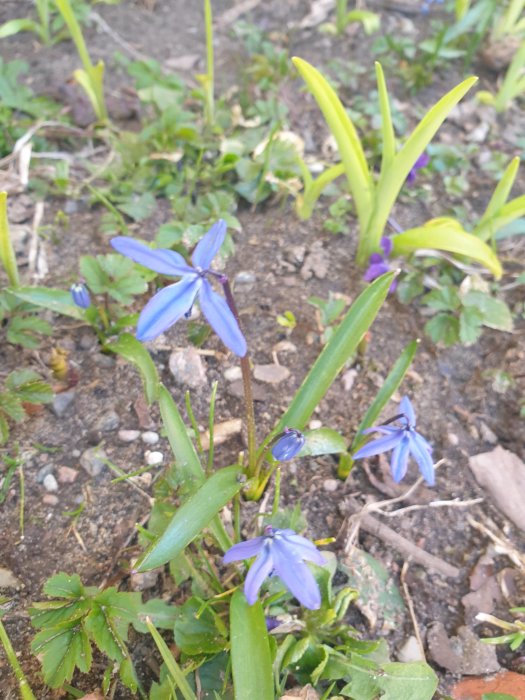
[253, 364, 290, 384]
[141, 431, 159, 445]
[145, 451, 163, 466]
[95, 410, 120, 432]
[43, 473, 59, 493]
[42, 494, 59, 506]
[57, 466, 78, 484]
[169, 347, 207, 387]
[118, 429, 140, 442]
[80, 447, 107, 477]
[50, 390, 76, 417]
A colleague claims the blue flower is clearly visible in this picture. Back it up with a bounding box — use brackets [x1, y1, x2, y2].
[271, 428, 305, 461]
[111, 221, 247, 356]
[70, 282, 91, 309]
[406, 151, 430, 184]
[363, 236, 397, 292]
[353, 396, 435, 485]
[224, 526, 325, 610]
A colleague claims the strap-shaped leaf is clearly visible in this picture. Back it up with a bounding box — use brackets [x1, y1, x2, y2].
[158, 384, 203, 483]
[376, 62, 396, 178]
[0, 192, 20, 287]
[230, 591, 274, 700]
[475, 157, 520, 238]
[107, 333, 159, 404]
[292, 57, 373, 230]
[135, 465, 243, 571]
[392, 218, 502, 278]
[10, 287, 85, 320]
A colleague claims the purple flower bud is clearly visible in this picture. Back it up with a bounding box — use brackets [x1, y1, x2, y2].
[406, 152, 430, 185]
[271, 428, 305, 462]
[70, 282, 91, 309]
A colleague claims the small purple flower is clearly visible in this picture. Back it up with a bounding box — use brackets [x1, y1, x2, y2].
[224, 526, 325, 610]
[271, 428, 305, 461]
[406, 152, 430, 185]
[111, 221, 247, 356]
[353, 396, 435, 485]
[70, 282, 91, 309]
[363, 236, 397, 292]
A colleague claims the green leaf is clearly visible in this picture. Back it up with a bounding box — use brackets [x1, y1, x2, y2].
[292, 57, 373, 231]
[0, 18, 42, 39]
[0, 392, 25, 422]
[462, 290, 513, 331]
[6, 370, 53, 404]
[10, 287, 85, 320]
[118, 192, 157, 221]
[423, 286, 461, 312]
[270, 272, 394, 440]
[145, 616, 197, 700]
[392, 218, 503, 279]
[31, 623, 92, 688]
[133, 598, 178, 633]
[375, 62, 395, 178]
[6, 315, 53, 349]
[377, 661, 438, 699]
[299, 428, 347, 456]
[424, 313, 459, 346]
[43, 573, 86, 599]
[107, 333, 159, 404]
[136, 465, 244, 571]
[29, 600, 91, 629]
[0, 415, 9, 444]
[230, 590, 274, 700]
[459, 306, 484, 345]
[482, 694, 520, 700]
[174, 598, 228, 655]
[0, 192, 20, 287]
[475, 157, 520, 239]
[84, 605, 126, 662]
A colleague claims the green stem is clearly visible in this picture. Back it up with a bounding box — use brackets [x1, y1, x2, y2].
[0, 192, 20, 288]
[336, 0, 347, 33]
[0, 618, 36, 700]
[185, 390, 204, 456]
[297, 162, 346, 220]
[18, 465, 25, 538]
[271, 468, 281, 518]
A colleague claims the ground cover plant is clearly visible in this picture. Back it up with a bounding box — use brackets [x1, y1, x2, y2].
[0, 0, 524, 698]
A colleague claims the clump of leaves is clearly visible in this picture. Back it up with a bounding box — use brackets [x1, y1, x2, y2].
[0, 369, 53, 444]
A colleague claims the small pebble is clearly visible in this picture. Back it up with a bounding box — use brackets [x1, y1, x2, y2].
[96, 410, 120, 432]
[80, 447, 107, 477]
[169, 348, 207, 387]
[79, 332, 96, 350]
[36, 464, 55, 484]
[57, 466, 78, 484]
[0, 568, 21, 588]
[224, 366, 242, 382]
[234, 271, 256, 284]
[93, 353, 115, 368]
[50, 390, 76, 418]
[145, 451, 163, 466]
[118, 429, 140, 443]
[130, 558, 159, 591]
[253, 364, 290, 384]
[397, 636, 424, 663]
[141, 431, 159, 445]
[43, 474, 58, 493]
[323, 479, 339, 493]
[42, 494, 59, 506]
[447, 432, 459, 446]
[309, 419, 322, 430]
[479, 421, 498, 444]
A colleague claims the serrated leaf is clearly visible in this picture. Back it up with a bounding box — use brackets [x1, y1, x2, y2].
[107, 333, 159, 404]
[119, 656, 139, 692]
[0, 392, 25, 422]
[462, 290, 513, 331]
[43, 573, 86, 599]
[29, 599, 91, 629]
[424, 313, 459, 346]
[84, 605, 127, 662]
[299, 428, 347, 456]
[174, 598, 227, 655]
[423, 286, 461, 312]
[377, 661, 438, 699]
[459, 306, 484, 345]
[31, 623, 91, 688]
[0, 415, 9, 444]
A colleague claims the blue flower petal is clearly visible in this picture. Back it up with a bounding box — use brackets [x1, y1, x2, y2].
[380, 236, 393, 257]
[223, 537, 265, 563]
[111, 237, 193, 276]
[272, 537, 321, 610]
[409, 432, 435, 485]
[136, 277, 200, 341]
[400, 396, 416, 426]
[191, 220, 226, 269]
[353, 431, 404, 460]
[362, 425, 400, 435]
[363, 261, 390, 283]
[199, 280, 247, 356]
[70, 283, 91, 309]
[243, 544, 274, 605]
[271, 430, 305, 462]
[390, 436, 410, 482]
[282, 532, 325, 566]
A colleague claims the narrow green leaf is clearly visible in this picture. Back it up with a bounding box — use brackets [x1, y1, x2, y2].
[475, 194, 525, 242]
[292, 57, 373, 230]
[136, 465, 244, 571]
[145, 617, 197, 700]
[392, 218, 503, 278]
[270, 272, 394, 439]
[0, 192, 20, 287]
[158, 384, 203, 484]
[230, 590, 274, 700]
[107, 333, 159, 404]
[0, 19, 41, 40]
[375, 62, 396, 177]
[10, 287, 85, 320]
[351, 339, 419, 454]
[475, 157, 520, 238]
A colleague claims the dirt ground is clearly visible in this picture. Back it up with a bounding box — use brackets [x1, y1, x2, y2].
[1, 1, 525, 698]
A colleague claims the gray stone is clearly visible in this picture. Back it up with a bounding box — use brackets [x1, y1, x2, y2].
[323, 479, 339, 493]
[36, 464, 55, 484]
[0, 567, 21, 588]
[224, 366, 242, 382]
[253, 364, 290, 384]
[169, 348, 207, 387]
[93, 353, 115, 368]
[96, 410, 120, 432]
[42, 494, 59, 506]
[50, 390, 76, 418]
[43, 474, 59, 493]
[130, 558, 159, 591]
[234, 271, 256, 284]
[118, 429, 140, 443]
[397, 636, 424, 663]
[80, 447, 107, 477]
[479, 421, 498, 444]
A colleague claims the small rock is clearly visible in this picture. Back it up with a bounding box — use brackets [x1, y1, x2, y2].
[479, 421, 498, 444]
[57, 466, 78, 484]
[50, 390, 76, 418]
[80, 447, 107, 477]
[309, 419, 322, 430]
[96, 410, 120, 432]
[342, 369, 358, 392]
[427, 622, 499, 674]
[36, 464, 55, 484]
[130, 558, 159, 591]
[253, 364, 290, 384]
[397, 636, 424, 663]
[130, 472, 153, 488]
[141, 431, 159, 445]
[118, 429, 140, 443]
[0, 567, 21, 588]
[43, 474, 58, 493]
[145, 451, 163, 466]
[169, 348, 207, 387]
[79, 332, 96, 350]
[43, 494, 59, 506]
[224, 366, 242, 382]
[93, 353, 115, 368]
[323, 479, 339, 493]
[300, 240, 329, 280]
[234, 270, 256, 284]
[447, 432, 459, 446]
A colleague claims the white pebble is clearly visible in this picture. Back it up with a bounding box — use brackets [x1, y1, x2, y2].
[145, 451, 164, 466]
[141, 431, 159, 445]
[309, 419, 323, 430]
[323, 479, 339, 493]
[43, 474, 58, 493]
[224, 366, 242, 382]
[118, 429, 140, 443]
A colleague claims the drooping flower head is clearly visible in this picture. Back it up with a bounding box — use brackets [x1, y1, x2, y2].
[406, 151, 430, 185]
[224, 526, 325, 610]
[70, 282, 91, 309]
[353, 396, 435, 485]
[271, 428, 305, 462]
[363, 236, 397, 292]
[111, 221, 247, 356]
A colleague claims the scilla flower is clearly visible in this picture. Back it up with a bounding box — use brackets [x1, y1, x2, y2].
[353, 396, 435, 485]
[224, 526, 325, 610]
[111, 220, 246, 356]
[271, 428, 305, 461]
[363, 237, 397, 293]
[70, 282, 91, 309]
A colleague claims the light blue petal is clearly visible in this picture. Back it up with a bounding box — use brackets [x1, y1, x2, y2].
[136, 277, 200, 341]
[282, 532, 325, 566]
[353, 431, 403, 460]
[271, 430, 305, 461]
[191, 220, 227, 269]
[400, 396, 416, 426]
[111, 236, 194, 276]
[223, 537, 265, 563]
[409, 432, 435, 486]
[199, 280, 247, 356]
[271, 538, 321, 610]
[362, 426, 400, 435]
[244, 544, 274, 605]
[390, 436, 410, 482]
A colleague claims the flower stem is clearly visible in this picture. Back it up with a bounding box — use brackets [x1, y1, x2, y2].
[220, 277, 257, 477]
